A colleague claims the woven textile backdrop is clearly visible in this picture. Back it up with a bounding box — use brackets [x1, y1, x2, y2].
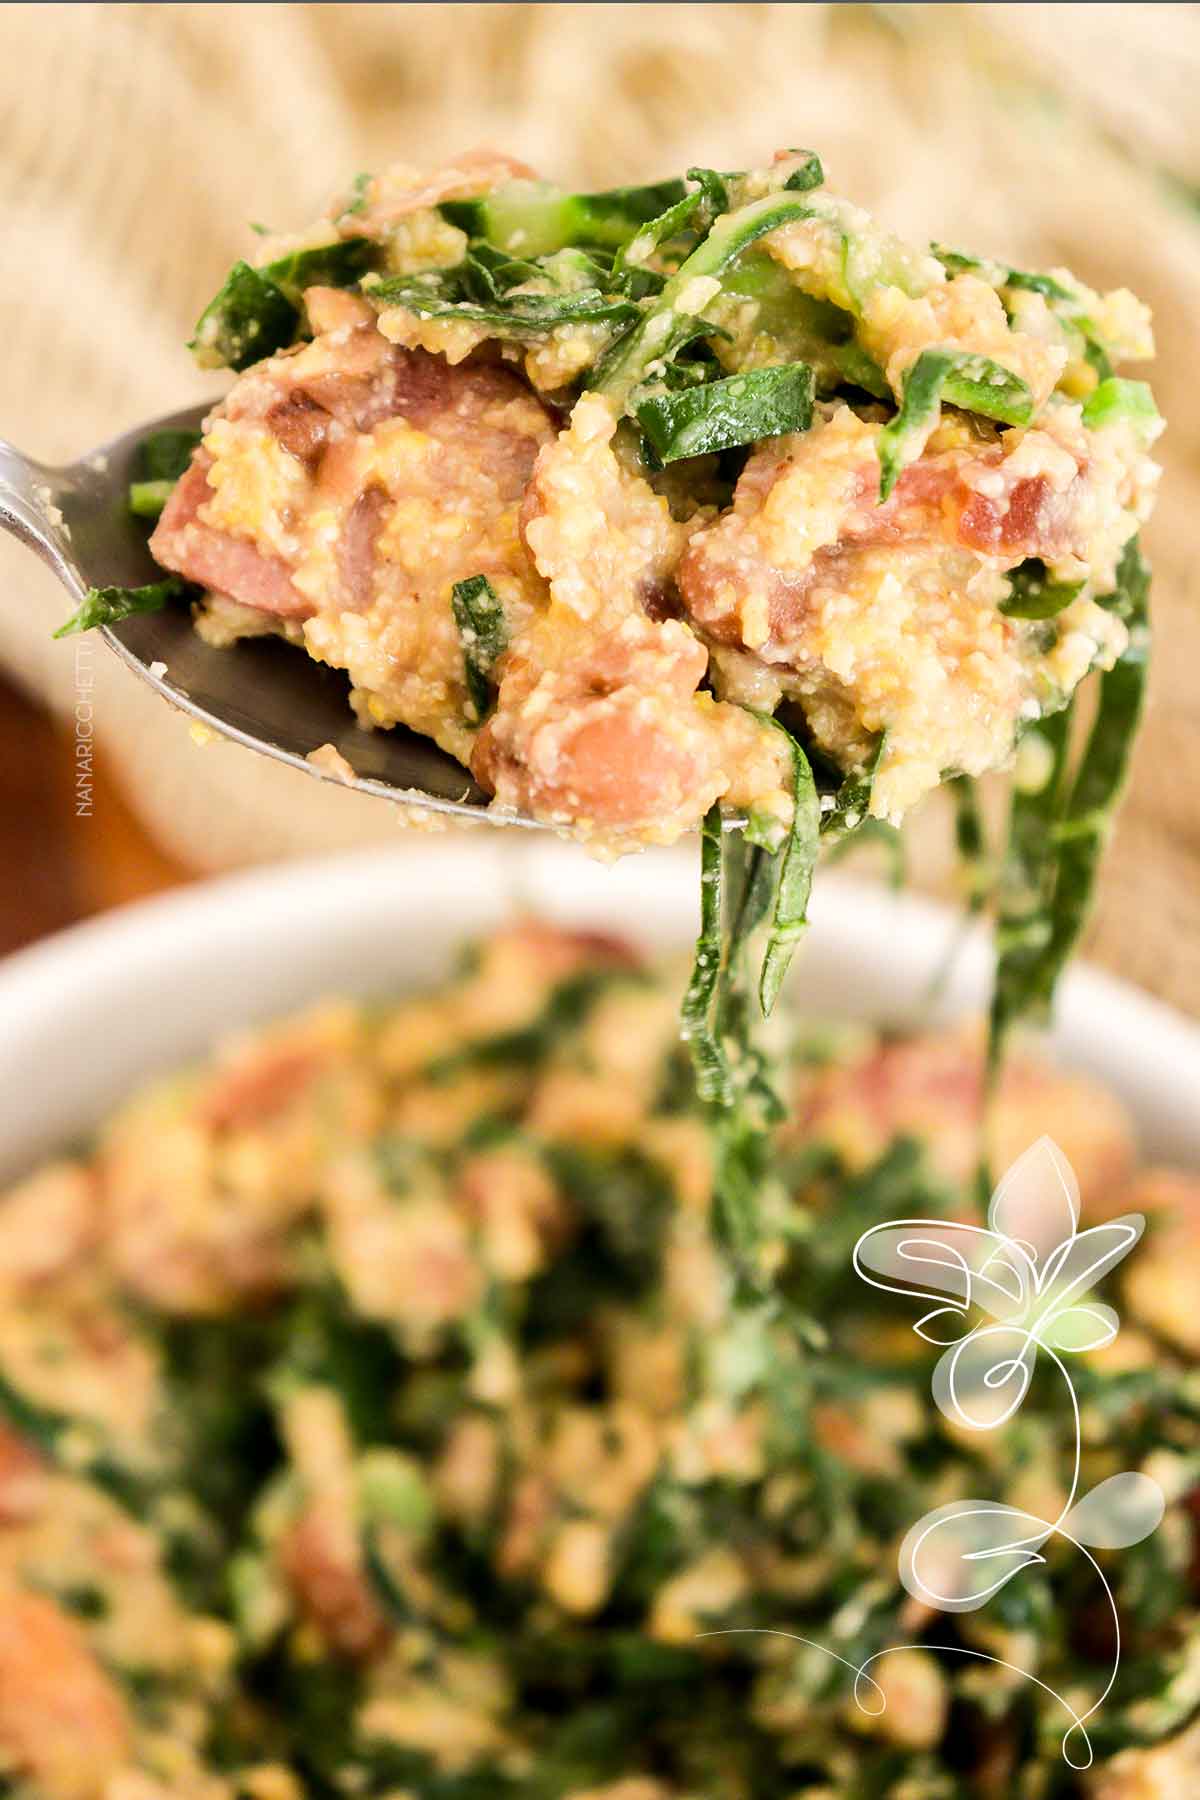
[1, 3, 1197, 1011]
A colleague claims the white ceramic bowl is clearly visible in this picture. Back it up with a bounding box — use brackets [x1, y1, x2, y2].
[1, 841, 1198, 1184]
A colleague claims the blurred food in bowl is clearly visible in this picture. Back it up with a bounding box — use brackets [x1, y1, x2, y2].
[2, 4, 1200, 1019]
[0, 921, 1196, 1799]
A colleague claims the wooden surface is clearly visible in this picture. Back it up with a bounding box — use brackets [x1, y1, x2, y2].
[0, 672, 193, 959]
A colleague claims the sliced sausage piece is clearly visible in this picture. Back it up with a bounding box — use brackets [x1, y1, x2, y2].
[154, 319, 556, 653]
[675, 400, 1148, 819]
[473, 393, 790, 846]
[150, 456, 315, 621]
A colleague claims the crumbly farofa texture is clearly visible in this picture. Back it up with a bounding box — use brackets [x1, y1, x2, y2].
[144, 149, 1161, 849]
[0, 923, 1196, 1800]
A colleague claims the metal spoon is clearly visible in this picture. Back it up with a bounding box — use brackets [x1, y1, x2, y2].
[0, 405, 532, 822]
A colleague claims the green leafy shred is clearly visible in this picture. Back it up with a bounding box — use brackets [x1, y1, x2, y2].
[989, 537, 1150, 1064]
[988, 700, 1077, 1069]
[635, 363, 814, 464]
[262, 237, 374, 307]
[1030, 541, 1150, 999]
[451, 574, 508, 723]
[189, 260, 301, 372]
[54, 577, 188, 639]
[680, 722, 833, 1285]
[441, 178, 689, 257]
[685, 166, 732, 214]
[819, 742, 883, 834]
[876, 347, 1034, 500]
[609, 190, 706, 290]
[683, 719, 823, 1101]
[680, 805, 732, 1106]
[365, 276, 639, 337]
[593, 191, 843, 410]
[931, 243, 1077, 304]
[780, 149, 825, 192]
[715, 254, 891, 398]
[138, 428, 203, 484]
[1082, 376, 1161, 439]
[128, 427, 202, 520]
[128, 481, 175, 520]
[750, 717, 820, 1016]
[190, 238, 374, 371]
[930, 243, 1127, 377]
[1000, 559, 1085, 620]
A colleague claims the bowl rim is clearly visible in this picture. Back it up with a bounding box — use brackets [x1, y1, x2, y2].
[1, 841, 1197, 1180]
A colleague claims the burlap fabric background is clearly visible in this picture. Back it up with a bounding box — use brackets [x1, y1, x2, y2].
[1, 3, 1197, 1013]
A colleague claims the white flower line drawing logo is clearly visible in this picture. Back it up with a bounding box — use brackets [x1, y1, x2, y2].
[699, 1136, 1165, 1770]
[852, 1135, 1165, 1768]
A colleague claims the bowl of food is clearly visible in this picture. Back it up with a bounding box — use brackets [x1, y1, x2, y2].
[0, 842, 1197, 1800]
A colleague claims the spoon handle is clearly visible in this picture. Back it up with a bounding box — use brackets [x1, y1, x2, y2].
[0, 440, 81, 597]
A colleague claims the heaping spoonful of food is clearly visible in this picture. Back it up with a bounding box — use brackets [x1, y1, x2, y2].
[0, 144, 1160, 1005]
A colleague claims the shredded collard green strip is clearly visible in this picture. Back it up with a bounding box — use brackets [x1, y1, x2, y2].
[749, 718, 821, 1016]
[610, 190, 705, 289]
[128, 482, 175, 520]
[877, 348, 1035, 500]
[1000, 558, 1085, 620]
[780, 150, 825, 193]
[451, 574, 508, 723]
[681, 724, 870, 1289]
[988, 703, 1075, 1066]
[138, 428, 203, 484]
[190, 239, 374, 371]
[988, 539, 1151, 1063]
[685, 165, 732, 215]
[931, 243, 1077, 304]
[714, 255, 891, 399]
[189, 260, 300, 371]
[635, 363, 814, 464]
[683, 719, 822, 1102]
[54, 577, 188, 639]
[338, 171, 373, 219]
[696, 831, 790, 1288]
[593, 191, 841, 410]
[682, 738, 879, 1098]
[128, 427, 203, 521]
[441, 178, 689, 257]
[265, 237, 374, 306]
[1082, 376, 1161, 438]
[571, 180, 692, 244]
[819, 743, 883, 834]
[681, 805, 731, 1106]
[366, 276, 639, 337]
[1029, 541, 1151, 1000]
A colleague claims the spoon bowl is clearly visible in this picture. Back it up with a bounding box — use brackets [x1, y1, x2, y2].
[0, 406, 526, 820]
